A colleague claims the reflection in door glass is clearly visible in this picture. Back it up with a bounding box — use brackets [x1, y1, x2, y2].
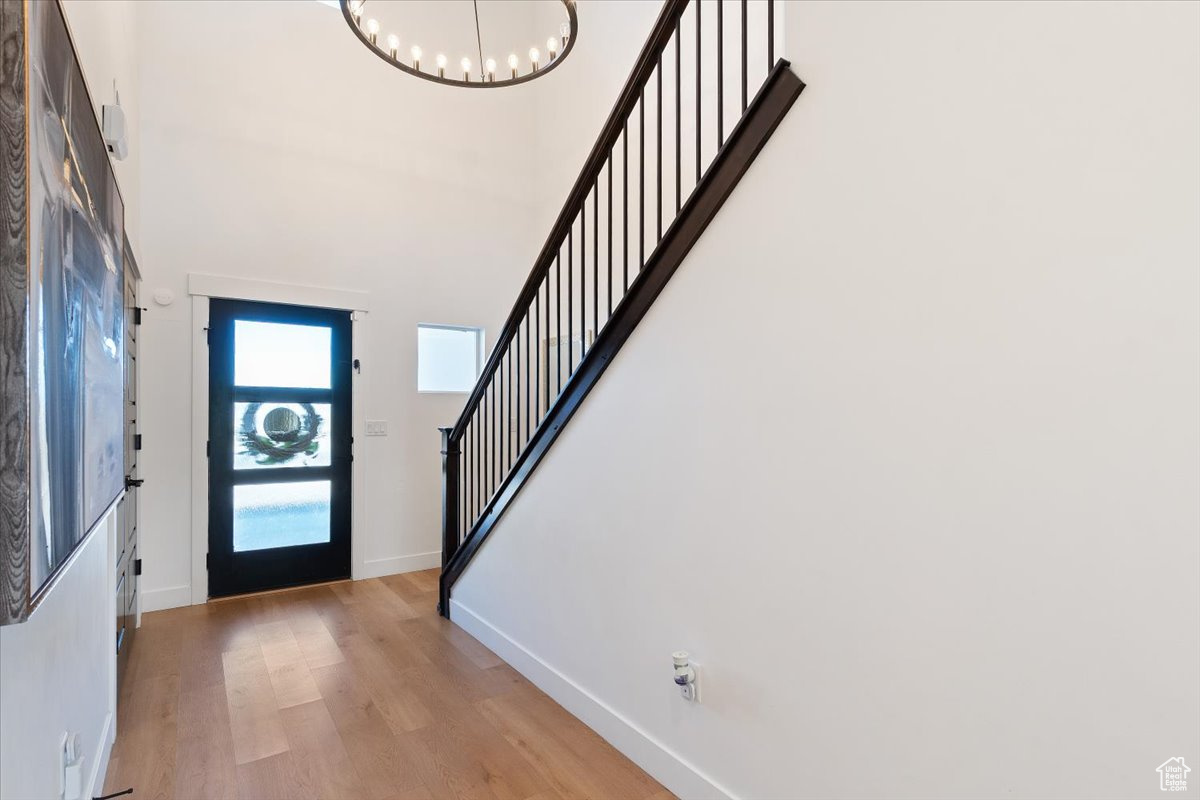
[233, 481, 331, 552]
[234, 320, 331, 388]
[233, 402, 331, 469]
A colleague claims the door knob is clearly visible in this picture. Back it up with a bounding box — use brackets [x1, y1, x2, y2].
[125, 476, 144, 489]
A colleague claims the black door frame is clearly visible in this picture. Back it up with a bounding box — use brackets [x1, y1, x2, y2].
[208, 298, 353, 597]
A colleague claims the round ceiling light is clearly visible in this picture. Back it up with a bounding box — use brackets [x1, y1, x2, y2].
[340, 0, 578, 88]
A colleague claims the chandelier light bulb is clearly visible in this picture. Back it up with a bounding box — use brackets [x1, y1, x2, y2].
[461, 57, 472, 80]
[547, 37, 558, 59]
[411, 45, 422, 70]
[350, 0, 364, 23]
[485, 58, 497, 82]
[529, 47, 540, 71]
[560, 21, 570, 45]
[508, 52, 519, 78]
[386, 34, 400, 58]
[365, 18, 380, 44]
[436, 52, 447, 77]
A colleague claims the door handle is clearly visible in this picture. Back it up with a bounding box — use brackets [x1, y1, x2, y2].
[125, 476, 144, 489]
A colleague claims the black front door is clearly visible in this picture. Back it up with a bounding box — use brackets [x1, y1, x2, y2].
[208, 299, 352, 597]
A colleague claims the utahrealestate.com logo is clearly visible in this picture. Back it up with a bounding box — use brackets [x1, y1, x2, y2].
[1157, 757, 1190, 792]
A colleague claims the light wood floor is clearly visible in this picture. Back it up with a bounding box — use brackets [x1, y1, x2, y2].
[104, 569, 671, 800]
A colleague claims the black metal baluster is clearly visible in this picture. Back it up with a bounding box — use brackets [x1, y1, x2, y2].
[506, 346, 512, 469]
[717, 0, 724, 147]
[546, 266, 552, 410]
[516, 321, 522, 454]
[623, 121, 629, 292]
[534, 284, 540, 424]
[639, 91, 645, 271]
[499, 353, 505, 476]
[488, 382, 494, 498]
[740, 0, 747, 113]
[476, 412, 481, 523]
[607, 156, 613, 318]
[525, 304, 530, 445]
[482, 391, 486, 502]
[580, 202, 587, 360]
[568, 226, 574, 375]
[481, 412, 485, 509]
[557, 248, 563, 393]
[507, 349, 513, 471]
[463, 446, 468, 540]
[656, 58, 663, 243]
[767, 0, 774, 70]
[675, 20, 681, 215]
[508, 343, 514, 468]
[464, 423, 470, 533]
[592, 177, 598, 338]
[696, 0, 702, 184]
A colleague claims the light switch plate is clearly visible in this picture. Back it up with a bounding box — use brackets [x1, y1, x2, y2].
[365, 420, 388, 436]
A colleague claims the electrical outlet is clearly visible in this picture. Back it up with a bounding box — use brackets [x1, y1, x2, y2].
[365, 420, 388, 436]
[673, 651, 700, 703]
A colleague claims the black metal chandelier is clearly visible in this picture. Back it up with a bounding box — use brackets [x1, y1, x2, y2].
[340, 0, 578, 89]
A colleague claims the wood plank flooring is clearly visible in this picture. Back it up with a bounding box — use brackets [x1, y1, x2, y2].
[104, 570, 670, 800]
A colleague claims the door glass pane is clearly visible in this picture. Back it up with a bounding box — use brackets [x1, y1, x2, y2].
[235, 320, 331, 388]
[234, 402, 331, 469]
[233, 481, 330, 552]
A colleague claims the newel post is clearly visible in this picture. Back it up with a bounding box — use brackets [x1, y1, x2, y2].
[439, 427, 461, 571]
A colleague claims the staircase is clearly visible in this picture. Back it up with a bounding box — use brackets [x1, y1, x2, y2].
[438, 0, 804, 617]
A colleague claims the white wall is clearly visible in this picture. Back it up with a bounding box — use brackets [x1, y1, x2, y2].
[453, 2, 1200, 798]
[0, 4, 140, 798]
[0, 509, 121, 800]
[132, 0, 553, 608]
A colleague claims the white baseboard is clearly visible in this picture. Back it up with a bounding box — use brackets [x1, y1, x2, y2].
[141, 584, 192, 612]
[86, 711, 114, 800]
[449, 600, 735, 800]
[357, 550, 441, 580]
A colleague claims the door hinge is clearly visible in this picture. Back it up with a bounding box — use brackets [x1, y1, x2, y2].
[206, 440, 211, 457]
[134, 558, 142, 576]
[134, 306, 143, 325]
[205, 553, 210, 570]
[205, 326, 211, 345]
[134, 433, 142, 451]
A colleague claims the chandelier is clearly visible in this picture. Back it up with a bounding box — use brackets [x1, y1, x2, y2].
[340, 0, 578, 88]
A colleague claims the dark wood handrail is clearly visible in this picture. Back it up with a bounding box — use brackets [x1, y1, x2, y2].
[449, 0, 691, 442]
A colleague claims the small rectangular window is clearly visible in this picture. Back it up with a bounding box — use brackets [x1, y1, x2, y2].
[418, 324, 484, 393]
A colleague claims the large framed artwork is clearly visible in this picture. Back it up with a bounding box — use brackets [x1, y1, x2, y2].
[1, 0, 125, 623]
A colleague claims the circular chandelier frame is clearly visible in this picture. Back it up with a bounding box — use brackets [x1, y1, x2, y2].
[339, 0, 578, 89]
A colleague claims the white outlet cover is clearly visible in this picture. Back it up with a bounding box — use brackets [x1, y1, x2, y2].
[365, 420, 388, 436]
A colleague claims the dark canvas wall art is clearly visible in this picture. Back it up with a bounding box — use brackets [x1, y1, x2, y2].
[27, 0, 125, 592]
[0, 0, 124, 619]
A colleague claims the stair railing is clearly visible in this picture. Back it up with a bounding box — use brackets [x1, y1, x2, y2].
[439, 0, 790, 613]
